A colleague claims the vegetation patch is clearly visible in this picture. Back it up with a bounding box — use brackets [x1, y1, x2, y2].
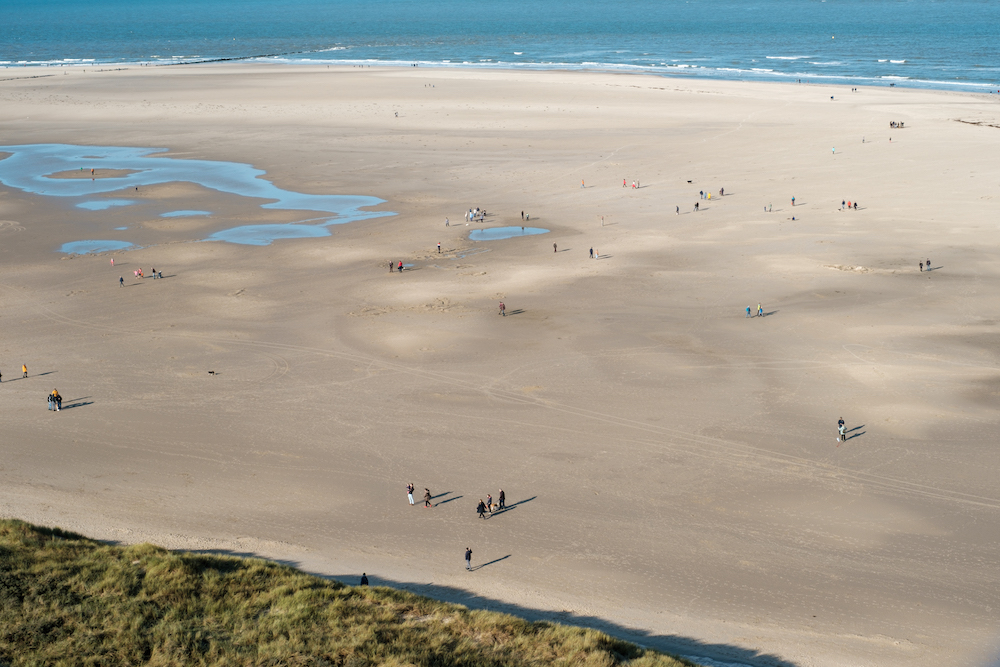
[0, 519, 696, 666]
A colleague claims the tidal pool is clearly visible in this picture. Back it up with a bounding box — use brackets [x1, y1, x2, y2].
[0, 144, 394, 247]
[77, 199, 136, 210]
[161, 210, 211, 218]
[469, 226, 549, 241]
[60, 240, 133, 254]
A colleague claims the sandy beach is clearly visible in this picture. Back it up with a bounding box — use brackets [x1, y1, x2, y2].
[2, 64, 1000, 666]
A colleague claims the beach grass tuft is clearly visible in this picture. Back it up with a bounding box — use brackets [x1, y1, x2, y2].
[0, 519, 696, 666]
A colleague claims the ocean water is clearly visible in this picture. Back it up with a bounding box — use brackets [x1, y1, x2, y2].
[3, 0, 999, 91]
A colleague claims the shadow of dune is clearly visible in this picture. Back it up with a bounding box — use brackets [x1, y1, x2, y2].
[193, 547, 800, 667]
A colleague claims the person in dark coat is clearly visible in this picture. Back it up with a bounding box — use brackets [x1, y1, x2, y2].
[476, 499, 487, 519]
[498, 489, 505, 510]
[360, 573, 369, 586]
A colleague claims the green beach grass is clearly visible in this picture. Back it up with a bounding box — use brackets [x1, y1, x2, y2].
[0, 519, 695, 666]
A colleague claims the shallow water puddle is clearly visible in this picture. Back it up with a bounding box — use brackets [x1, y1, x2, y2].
[0, 144, 393, 249]
[469, 226, 549, 241]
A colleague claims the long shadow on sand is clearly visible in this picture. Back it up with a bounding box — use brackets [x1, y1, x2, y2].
[488, 496, 536, 518]
[185, 545, 800, 667]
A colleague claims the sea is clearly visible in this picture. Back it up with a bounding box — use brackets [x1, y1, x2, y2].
[3, 0, 1000, 93]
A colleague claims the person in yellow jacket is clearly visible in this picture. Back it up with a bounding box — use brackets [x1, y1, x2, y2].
[22, 364, 27, 378]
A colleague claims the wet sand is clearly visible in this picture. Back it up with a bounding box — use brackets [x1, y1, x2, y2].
[1, 64, 1000, 667]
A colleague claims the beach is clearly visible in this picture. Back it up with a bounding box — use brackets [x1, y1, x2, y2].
[1, 64, 999, 666]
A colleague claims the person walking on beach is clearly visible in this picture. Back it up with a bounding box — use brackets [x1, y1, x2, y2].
[676, 206, 679, 215]
[407, 483, 415, 506]
[437, 242, 441, 253]
[51, 389, 61, 411]
[589, 247, 594, 259]
[757, 303, 763, 317]
[477, 499, 487, 519]
[445, 217, 449, 226]
[521, 211, 524, 220]
[926, 258, 931, 270]
[423, 488, 432, 508]
[694, 202, 699, 211]
[581, 179, 585, 189]
[389, 261, 394, 274]
[360, 573, 369, 586]
[919, 262, 924, 272]
[22, 364, 27, 379]
[791, 196, 795, 206]
[465, 547, 473, 571]
[841, 200, 845, 210]
[498, 488, 505, 510]
[398, 261, 404, 273]
[746, 306, 751, 318]
[699, 190, 704, 200]
[553, 243, 557, 253]
[486, 494, 493, 513]
[838, 417, 846, 442]
[119, 276, 124, 287]
[499, 301, 505, 316]
[623, 179, 627, 188]
[110, 258, 114, 266]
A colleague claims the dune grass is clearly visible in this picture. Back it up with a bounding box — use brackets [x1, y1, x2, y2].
[0, 519, 695, 666]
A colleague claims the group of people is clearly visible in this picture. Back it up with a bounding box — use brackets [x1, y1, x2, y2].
[120, 267, 163, 286]
[919, 258, 932, 272]
[840, 200, 860, 210]
[389, 260, 404, 273]
[624, 179, 641, 189]
[745, 303, 764, 318]
[465, 207, 487, 222]
[889, 121, 905, 128]
[476, 490, 506, 519]
[47, 389, 62, 411]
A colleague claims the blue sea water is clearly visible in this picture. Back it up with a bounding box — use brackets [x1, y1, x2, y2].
[3, 0, 999, 92]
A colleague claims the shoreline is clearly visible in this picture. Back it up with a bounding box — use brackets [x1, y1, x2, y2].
[3, 57, 999, 95]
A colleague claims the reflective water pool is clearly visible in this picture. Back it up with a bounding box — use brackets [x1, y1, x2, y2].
[77, 199, 136, 210]
[161, 210, 211, 218]
[469, 226, 549, 241]
[0, 144, 394, 247]
[60, 240, 134, 254]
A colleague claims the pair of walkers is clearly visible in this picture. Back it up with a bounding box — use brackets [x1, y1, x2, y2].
[406, 484, 434, 508]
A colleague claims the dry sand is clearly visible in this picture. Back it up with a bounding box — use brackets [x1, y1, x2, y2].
[1, 64, 1000, 667]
